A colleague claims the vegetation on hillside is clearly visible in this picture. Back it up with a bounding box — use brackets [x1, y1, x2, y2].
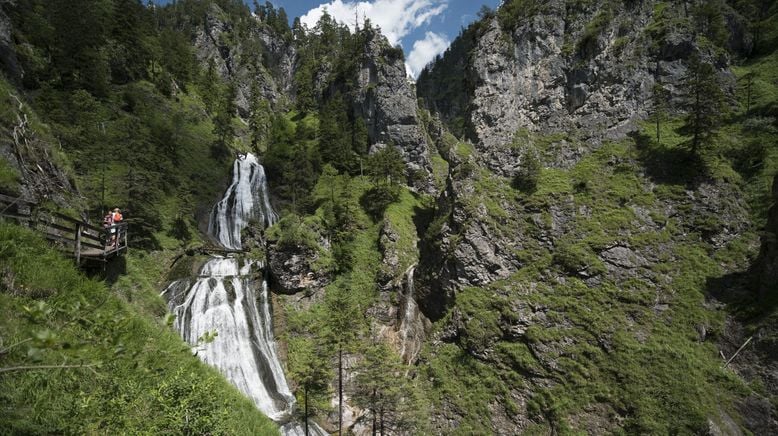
[0, 222, 277, 434]
[1, 0, 777, 433]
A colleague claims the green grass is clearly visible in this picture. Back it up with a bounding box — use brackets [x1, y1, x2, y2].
[0, 221, 277, 434]
[383, 188, 424, 279]
[418, 122, 760, 431]
[0, 158, 20, 195]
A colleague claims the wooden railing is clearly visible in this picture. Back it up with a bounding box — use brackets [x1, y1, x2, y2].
[0, 193, 128, 263]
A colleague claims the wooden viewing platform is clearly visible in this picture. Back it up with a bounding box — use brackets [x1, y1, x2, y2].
[0, 193, 128, 264]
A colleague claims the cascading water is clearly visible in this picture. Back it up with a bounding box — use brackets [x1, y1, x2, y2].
[208, 153, 277, 250]
[162, 153, 325, 435]
[397, 264, 426, 365]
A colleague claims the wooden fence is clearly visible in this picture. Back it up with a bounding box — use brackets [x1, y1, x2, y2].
[0, 193, 128, 264]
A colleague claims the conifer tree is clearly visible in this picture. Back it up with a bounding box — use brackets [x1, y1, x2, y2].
[288, 336, 331, 436]
[353, 342, 403, 435]
[366, 146, 405, 186]
[212, 84, 236, 158]
[650, 81, 670, 142]
[323, 286, 362, 435]
[679, 56, 727, 160]
[248, 83, 271, 151]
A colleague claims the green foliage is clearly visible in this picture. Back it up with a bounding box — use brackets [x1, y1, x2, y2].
[287, 336, 332, 423]
[366, 146, 406, 186]
[361, 184, 401, 221]
[497, 0, 545, 33]
[266, 213, 320, 251]
[352, 342, 407, 434]
[691, 0, 730, 48]
[0, 222, 277, 434]
[383, 189, 424, 278]
[577, 8, 613, 58]
[552, 240, 606, 276]
[0, 159, 21, 195]
[678, 55, 728, 164]
[512, 146, 542, 193]
[264, 111, 321, 212]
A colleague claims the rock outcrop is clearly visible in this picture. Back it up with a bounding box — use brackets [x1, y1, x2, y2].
[0, 5, 21, 83]
[352, 31, 434, 190]
[417, 0, 737, 176]
[193, 4, 295, 115]
[267, 243, 331, 295]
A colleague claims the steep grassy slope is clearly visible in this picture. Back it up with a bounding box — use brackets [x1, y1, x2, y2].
[409, 0, 778, 433]
[0, 221, 277, 434]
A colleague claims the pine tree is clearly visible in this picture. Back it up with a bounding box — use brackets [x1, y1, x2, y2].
[366, 146, 405, 186]
[248, 83, 271, 151]
[679, 56, 727, 160]
[212, 84, 236, 158]
[288, 336, 331, 436]
[352, 342, 403, 435]
[650, 81, 670, 142]
[323, 286, 362, 436]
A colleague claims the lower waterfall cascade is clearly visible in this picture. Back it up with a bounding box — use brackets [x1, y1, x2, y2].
[397, 264, 426, 365]
[162, 153, 325, 435]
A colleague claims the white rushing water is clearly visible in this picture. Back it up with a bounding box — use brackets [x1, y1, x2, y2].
[208, 153, 277, 250]
[398, 264, 425, 365]
[163, 153, 326, 434]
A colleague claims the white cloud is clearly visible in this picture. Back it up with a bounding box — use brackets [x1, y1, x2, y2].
[405, 31, 449, 79]
[300, 0, 447, 47]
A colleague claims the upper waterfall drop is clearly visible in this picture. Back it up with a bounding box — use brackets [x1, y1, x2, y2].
[208, 153, 277, 250]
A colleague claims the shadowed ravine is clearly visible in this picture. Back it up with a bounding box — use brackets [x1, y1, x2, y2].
[162, 154, 324, 435]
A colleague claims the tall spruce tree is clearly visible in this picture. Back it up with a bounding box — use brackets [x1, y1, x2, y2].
[323, 286, 362, 435]
[679, 56, 727, 160]
[650, 81, 670, 142]
[352, 342, 403, 435]
[288, 336, 331, 436]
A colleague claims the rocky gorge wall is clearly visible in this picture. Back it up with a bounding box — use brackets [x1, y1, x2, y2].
[417, 0, 743, 175]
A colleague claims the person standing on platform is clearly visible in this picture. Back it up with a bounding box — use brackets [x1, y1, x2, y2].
[110, 207, 123, 247]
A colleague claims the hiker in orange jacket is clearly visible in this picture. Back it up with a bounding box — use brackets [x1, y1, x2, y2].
[110, 208, 123, 247]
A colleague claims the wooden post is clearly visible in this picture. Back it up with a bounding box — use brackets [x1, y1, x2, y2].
[723, 336, 753, 368]
[74, 223, 82, 265]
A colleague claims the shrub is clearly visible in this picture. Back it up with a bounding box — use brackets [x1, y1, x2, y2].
[512, 148, 542, 193]
[360, 184, 400, 221]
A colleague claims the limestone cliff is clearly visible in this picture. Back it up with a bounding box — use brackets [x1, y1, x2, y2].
[352, 31, 434, 189]
[417, 0, 741, 176]
[193, 4, 296, 115]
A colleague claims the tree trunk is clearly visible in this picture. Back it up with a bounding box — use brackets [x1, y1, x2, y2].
[304, 385, 309, 436]
[379, 407, 384, 436]
[371, 387, 378, 436]
[338, 343, 343, 435]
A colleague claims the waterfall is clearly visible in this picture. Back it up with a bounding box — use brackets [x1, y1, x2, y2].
[163, 257, 294, 421]
[208, 153, 277, 250]
[398, 264, 425, 365]
[162, 153, 326, 435]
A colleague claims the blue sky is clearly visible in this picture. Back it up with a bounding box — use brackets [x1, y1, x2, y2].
[277, 0, 501, 77]
[156, 1, 502, 78]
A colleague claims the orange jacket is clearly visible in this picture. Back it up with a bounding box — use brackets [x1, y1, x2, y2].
[112, 212, 123, 222]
